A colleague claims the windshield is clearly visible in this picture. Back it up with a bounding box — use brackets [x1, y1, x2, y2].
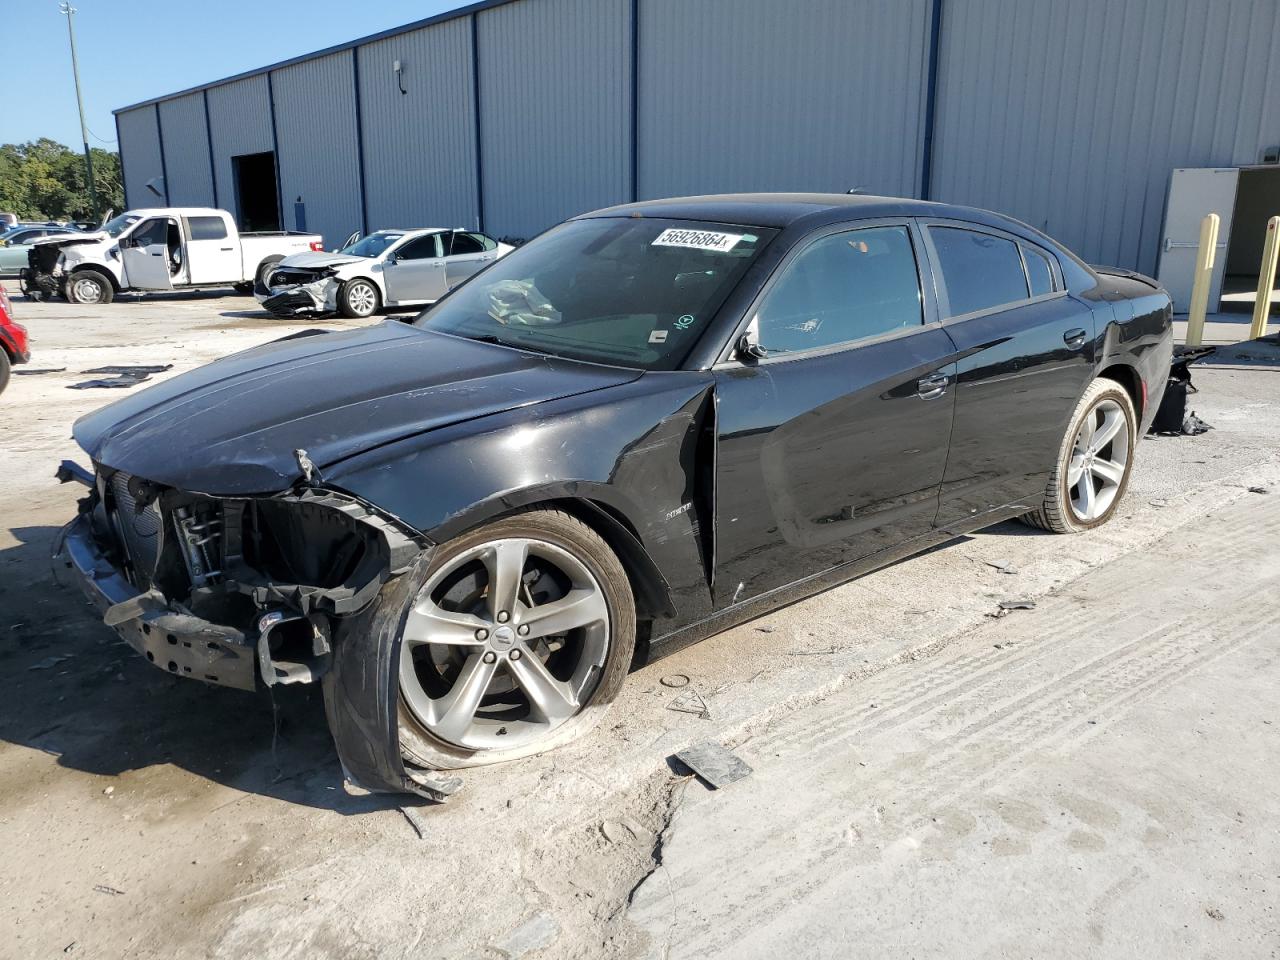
[414, 218, 776, 370]
[340, 231, 404, 258]
[103, 214, 142, 238]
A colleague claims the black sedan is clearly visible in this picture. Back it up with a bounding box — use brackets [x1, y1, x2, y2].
[58, 194, 1172, 798]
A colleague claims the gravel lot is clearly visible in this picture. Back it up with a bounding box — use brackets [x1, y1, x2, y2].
[1, 283, 1277, 959]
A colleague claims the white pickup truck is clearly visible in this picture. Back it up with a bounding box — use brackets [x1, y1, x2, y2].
[21, 207, 324, 305]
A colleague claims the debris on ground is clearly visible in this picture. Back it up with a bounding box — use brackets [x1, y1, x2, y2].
[674, 741, 754, 789]
[1205, 907, 1225, 921]
[667, 688, 711, 720]
[1181, 411, 1212, 435]
[93, 885, 125, 896]
[81, 364, 174, 375]
[28, 654, 71, 671]
[984, 558, 1018, 574]
[989, 599, 1036, 618]
[13, 367, 67, 375]
[660, 674, 690, 688]
[1247, 485, 1269, 494]
[754, 625, 776, 633]
[68, 372, 155, 389]
[400, 806, 430, 840]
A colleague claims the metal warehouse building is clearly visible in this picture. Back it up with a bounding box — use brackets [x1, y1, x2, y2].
[115, 0, 1280, 307]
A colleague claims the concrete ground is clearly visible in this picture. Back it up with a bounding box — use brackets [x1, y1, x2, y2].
[1, 283, 1278, 959]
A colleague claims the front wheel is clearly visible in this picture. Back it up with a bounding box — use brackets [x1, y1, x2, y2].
[66, 269, 114, 305]
[1022, 377, 1137, 533]
[393, 509, 636, 770]
[337, 278, 380, 319]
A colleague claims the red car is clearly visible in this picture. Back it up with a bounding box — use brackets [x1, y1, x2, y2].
[0, 284, 30, 394]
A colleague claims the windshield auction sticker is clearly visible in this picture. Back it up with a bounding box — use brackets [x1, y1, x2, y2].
[652, 228, 743, 252]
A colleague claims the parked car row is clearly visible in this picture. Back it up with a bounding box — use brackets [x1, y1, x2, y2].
[53, 192, 1174, 796]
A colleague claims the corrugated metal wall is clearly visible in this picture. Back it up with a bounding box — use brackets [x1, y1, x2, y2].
[476, 0, 631, 239]
[271, 51, 363, 247]
[206, 75, 274, 224]
[930, 0, 1280, 275]
[157, 92, 214, 207]
[639, 0, 931, 200]
[116, 106, 165, 209]
[358, 17, 479, 232]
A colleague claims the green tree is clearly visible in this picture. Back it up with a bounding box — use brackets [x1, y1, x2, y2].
[0, 138, 123, 223]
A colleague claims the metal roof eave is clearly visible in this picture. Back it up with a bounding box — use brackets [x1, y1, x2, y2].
[113, 0, 513, 115]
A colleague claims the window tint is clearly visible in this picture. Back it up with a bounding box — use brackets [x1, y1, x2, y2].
[448, 231, 485, 256]
[187, 216, 227, 241]
[1022, 245, 1056, 296]
[130, 219, 169, 247]
[396, 235, 441, 260]
[755, 226, 923, 354]
[472, 232, 497, 252]
[929, 227, 1029, 317]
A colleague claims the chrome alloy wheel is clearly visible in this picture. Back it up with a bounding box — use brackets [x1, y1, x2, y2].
[347, 281, 377, 316]
[72, 275, 105, 302]
[398, 538, 611, 751]
[1067, 397, 1131, 522]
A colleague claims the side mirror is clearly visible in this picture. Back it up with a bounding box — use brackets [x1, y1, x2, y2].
[735, 333, 768, 361]
[385, 253, 397, 265]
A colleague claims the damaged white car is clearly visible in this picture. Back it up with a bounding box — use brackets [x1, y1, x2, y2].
[256, 228, 513, 319]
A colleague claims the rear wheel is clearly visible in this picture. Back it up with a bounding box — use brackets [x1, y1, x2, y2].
[1022, 377, 1137, 533]
[394, 509, 636, 770]
[66, 269, 113, 305]
[338, 278, 380, 319]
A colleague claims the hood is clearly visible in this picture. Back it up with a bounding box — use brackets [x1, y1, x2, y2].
[33, 232, 105, 249]
[74, 322, 643, 496]
[274, 251, 366, 271]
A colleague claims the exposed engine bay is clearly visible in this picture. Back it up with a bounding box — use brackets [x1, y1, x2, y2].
[259, 264, 343, 317]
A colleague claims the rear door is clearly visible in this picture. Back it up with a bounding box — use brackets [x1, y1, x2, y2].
[922, 221, 1094, 526]
[382, 233, 446, 304]
[183, 214, 241, 284]
[713, 221, 958, 606]
[444, 231, 500, 289]
[1155, 167, 1237, 312]
[120, 218, 175, 291]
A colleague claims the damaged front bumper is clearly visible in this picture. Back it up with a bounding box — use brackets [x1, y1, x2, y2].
[256, 270, 339, 317]
[54, 462, 457, 799]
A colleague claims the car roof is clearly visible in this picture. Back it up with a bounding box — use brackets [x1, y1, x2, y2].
[579, 192, 1027, 234]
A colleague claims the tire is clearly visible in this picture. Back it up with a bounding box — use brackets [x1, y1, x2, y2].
[66, 269, 113, 305]
[337, 278, 380, 319]
[1022, 377, 1137, 534]
[382, 508, 637, 770]
[0, 350, 10, 396]
[253, 256, 284, 296]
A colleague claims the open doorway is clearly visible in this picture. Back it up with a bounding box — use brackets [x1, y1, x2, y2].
[232, 152, 280, 233]
[1223, 166, 1280, 316]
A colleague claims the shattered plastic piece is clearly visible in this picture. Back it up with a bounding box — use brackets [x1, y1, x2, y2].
[675, 741, 753, 789]
[985, 558, 1018, 574]
[660, 673, 691, 688]
[667, 688, 710, 719]
[93, 885, 125, 896]
[400, 805, 430, 839]
[998, 599, 1036, 611]
[1247, 486, 1269, 495]
[68, 372, 154, 389]
[81, 364, 173, 375]
[13, 367, 67, 375]
[1181, 412, 1212, 436]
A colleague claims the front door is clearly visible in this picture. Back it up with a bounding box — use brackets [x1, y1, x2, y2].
[1156, 167, 1238, 312]
[444, 231, 499, 289]
[383, 233, 447, 304]
[121, 218, 175, 291]
[713, 223, 958, 606]
[921, 222, 1095, 526]
[184, 214, 241, 284]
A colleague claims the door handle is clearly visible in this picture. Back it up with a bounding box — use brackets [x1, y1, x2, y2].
[1063, 328, 1088, 348]
[219, 246, 233, 251]
[916, 372, 949, 400]
[150, 252, 163, 257]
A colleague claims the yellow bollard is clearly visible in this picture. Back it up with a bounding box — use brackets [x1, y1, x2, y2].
[1184, 213, 1219, 349]
[1249, 215, 1280, 340]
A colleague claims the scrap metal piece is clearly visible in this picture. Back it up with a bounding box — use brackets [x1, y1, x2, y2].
[675, 741, 753, 789]
[998, 599, 1036, 611]
[68, 372, 154, 390]
[80, 364, 173, 375]
[666, 688, 710, 719]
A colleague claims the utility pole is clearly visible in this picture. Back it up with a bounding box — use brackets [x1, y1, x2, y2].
[60, 2, 97, 221]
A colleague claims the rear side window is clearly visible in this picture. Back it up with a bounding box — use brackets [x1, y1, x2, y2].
[448, 232, 485, 256]
[1022, 245, 1056, 296]
[756, 225, 923, 354]
[188, 216, 228, 241]
[929, 227, 1029, 317]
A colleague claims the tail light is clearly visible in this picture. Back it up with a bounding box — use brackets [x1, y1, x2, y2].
[309, 240, 324, 252]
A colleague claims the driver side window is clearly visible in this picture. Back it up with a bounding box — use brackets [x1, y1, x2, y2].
[756, 226, 923, 354]
[129, 219, 168, 248]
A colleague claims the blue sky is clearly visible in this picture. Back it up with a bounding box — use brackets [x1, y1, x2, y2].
[3, 0, 466, 149]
